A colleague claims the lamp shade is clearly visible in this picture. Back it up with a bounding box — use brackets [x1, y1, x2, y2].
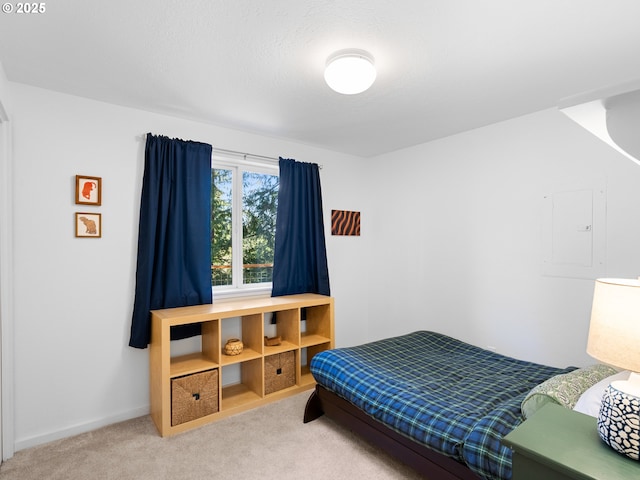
[324, 49, 376, 95]
[587, 278, 640, 372]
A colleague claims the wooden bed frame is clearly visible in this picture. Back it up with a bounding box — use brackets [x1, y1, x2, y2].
[304, 384, 481, 480]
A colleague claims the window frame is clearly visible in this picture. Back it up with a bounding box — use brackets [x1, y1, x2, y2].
[211, 152, 279, 299]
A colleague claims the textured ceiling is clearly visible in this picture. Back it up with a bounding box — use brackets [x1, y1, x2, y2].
[1, 1, 640, 157]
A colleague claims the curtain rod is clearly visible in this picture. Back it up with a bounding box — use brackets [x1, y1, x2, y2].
[138, 135, 322, 168]
[214, 147, 323, 169]
[214, 147, 279, 163]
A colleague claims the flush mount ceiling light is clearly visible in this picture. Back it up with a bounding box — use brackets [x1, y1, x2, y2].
[324, 49, 376, 95]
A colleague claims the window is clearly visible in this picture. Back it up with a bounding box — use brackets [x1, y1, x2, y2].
[211, 154, 279, 295]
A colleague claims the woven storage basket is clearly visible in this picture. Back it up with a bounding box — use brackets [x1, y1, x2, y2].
[264, 351, 295, 395]
[171, 369, 219, 426]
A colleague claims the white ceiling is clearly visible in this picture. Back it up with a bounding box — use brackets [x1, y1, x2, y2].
[1, 0, 640, 157]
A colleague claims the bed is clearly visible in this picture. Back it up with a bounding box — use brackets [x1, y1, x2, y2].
[303, 331, 614, 480]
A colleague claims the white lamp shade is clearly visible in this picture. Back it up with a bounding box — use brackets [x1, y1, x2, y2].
[587, 278, 640, 372]
[324, 49, 376, 95]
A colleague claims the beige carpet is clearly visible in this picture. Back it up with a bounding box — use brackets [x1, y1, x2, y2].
[0, 392, 423, 479]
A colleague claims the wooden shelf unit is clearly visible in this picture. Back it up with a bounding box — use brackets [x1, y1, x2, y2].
[150, 293, 334, 436]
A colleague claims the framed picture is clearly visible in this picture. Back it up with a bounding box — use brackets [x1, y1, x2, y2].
[75, 175, 102, 205]
[75, 212, 102, 238]
[331, 209, 361, 236]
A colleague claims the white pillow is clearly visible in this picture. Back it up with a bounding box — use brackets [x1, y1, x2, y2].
[573, 370, 630, 417]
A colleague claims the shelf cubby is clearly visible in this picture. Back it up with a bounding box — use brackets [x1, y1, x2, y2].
[221, 357, 263, 410]
[299, 343, 332, 386]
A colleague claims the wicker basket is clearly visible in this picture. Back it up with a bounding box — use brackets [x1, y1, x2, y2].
[224, 338, 244, 356]
[264, 351, 295, 395]
[171, 369, 219, 426]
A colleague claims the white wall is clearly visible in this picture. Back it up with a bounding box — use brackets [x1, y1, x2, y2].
[0, 58, 15, 461]
[8, 83, 371, 450]
[368, 108, 640, 368]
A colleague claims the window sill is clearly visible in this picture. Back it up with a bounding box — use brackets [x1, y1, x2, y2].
[212, 285, 272, 301]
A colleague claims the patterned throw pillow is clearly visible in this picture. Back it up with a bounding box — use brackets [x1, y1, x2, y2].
[574, 370, 630, 417]
[521, 364, 618, 419]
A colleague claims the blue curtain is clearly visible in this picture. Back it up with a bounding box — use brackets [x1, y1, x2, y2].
[129, 134, 212, 349]
[271, 158, 330, 297]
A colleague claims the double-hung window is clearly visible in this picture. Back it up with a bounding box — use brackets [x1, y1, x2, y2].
[211, 153, 279, 296]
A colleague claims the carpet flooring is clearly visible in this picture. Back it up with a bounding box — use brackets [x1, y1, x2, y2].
[0, 391, 423, 479]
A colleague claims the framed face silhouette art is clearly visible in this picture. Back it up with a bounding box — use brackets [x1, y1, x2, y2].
[75, 175, 102, 206]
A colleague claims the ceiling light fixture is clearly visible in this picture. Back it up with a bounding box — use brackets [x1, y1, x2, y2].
[324, 49, 376, 95]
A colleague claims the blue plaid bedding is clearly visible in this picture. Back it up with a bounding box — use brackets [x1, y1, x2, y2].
[310, 331, 574, 480]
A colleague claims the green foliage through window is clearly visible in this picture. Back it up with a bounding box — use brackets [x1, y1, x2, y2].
[211, 165, 278, 288]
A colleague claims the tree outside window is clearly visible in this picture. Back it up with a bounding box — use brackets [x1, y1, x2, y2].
[211, 162, 278, 291]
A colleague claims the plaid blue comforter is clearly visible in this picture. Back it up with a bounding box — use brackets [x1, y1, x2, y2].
[310, 331, 574, 480]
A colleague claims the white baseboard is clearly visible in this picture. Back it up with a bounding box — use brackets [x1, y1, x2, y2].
[13, 406, 150, 453]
